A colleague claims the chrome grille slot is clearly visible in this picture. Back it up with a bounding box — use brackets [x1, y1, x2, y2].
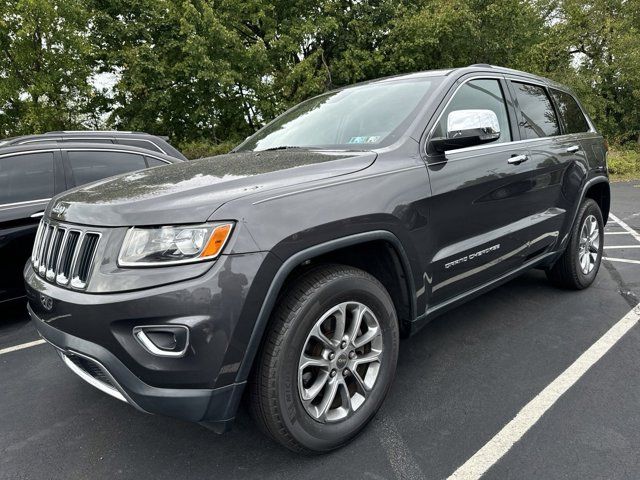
[46, 228, 66, 280]
[38, 225, 54, 276]
[31, 220, 45, 269]
[56, 230, 81, 285]
[71, 233, 100, 289]
[30, 219, 101, 290]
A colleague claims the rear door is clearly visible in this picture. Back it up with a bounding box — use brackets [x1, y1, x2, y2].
[507, 79, 587, 263]
[424, 76, 541, 306]
[549, 87, 603, 174]
[0, 149, 64, 301]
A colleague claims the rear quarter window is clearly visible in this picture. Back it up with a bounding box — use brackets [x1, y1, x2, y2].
[549, 89, 590, 134]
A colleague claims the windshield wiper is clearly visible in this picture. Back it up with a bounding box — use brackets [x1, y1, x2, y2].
[260, 146, 304, 151]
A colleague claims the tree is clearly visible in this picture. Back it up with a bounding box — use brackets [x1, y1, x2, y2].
[0, 0, 97, 137]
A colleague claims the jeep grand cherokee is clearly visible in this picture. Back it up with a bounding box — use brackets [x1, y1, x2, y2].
[25, 65, 609, 453]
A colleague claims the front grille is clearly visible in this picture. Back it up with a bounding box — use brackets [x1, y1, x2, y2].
[31, 219, 101, 290]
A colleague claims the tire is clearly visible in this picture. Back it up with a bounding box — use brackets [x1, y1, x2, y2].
[249, 264, 399, 453]
[546, 198, 604, 289]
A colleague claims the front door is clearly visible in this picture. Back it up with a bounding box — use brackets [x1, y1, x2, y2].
[424, 77, 560, 307]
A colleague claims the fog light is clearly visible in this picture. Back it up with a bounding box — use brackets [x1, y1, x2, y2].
[133, 325, 189, 358]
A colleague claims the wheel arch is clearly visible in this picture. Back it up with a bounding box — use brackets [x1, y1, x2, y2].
[584, 179, 610, 224]
[235, 231, 416, 384]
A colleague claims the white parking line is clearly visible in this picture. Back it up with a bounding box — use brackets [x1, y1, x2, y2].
[604, 231, 632, 235]
[604, 257, 640, 265]
[0, 339, 45, 356]
[609, 213, 640, 243]
[447, 303, 640, 480]
[603, 245, 640, 249]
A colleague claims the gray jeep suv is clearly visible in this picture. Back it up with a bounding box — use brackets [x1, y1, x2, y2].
[25, 65, 609, 453]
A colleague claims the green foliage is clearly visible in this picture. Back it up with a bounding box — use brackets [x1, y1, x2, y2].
[608, 147, 640, 180]
[178, 139, 235, 159]
[0, 0, 97, 136]
[1, 0, 640, 157]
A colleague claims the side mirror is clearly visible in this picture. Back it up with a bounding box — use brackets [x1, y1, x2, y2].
[431, 109, 501, 153]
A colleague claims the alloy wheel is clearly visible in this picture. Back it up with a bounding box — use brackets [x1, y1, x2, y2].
[578, 214, 600, 274]
[297, 301, 383, 423]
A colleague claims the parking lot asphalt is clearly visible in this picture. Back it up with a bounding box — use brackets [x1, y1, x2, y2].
[1, 181, 639, 480]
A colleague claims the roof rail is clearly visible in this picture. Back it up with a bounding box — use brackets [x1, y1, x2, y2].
[468, 63, 493, 68]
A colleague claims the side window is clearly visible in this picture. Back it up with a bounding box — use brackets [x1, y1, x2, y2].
[512, 82, 560, 138]
[146, 157, 169, 167]
[433, 79, 512, 144]
[67, 151, 147, 186]
[549, 89, 590, 134]
[0, 152, 55, 204]
[117, 139, 163, 153]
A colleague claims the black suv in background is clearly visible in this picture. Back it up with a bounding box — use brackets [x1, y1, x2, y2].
[0, 131, 187, 160]
[25, 65, 609, 453]
[1, 143, 182, 303]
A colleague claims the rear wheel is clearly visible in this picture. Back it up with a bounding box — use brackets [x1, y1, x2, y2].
[546, 198, 604, 289]
[249, 264, 399, 453]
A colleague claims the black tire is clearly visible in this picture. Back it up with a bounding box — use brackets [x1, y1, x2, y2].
[249, 264, 399, 453]
[546, 198, 604, 289]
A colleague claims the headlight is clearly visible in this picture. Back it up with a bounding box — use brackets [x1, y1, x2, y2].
[118, 222, 234, 267]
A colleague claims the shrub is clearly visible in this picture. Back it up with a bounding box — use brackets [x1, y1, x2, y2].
[178, 140, 237, 160]
[608, 147, 640, 179]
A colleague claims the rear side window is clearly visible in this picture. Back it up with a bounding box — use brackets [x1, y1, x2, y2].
[0, 152, 55, 204]
[67, 150, 147, 186]
[117, 139, 163, 153]
[146, 157, 169, 167]
[512, 82, 560, 138]
[434, 79, 512, 144]
[549, 89, 590, 134]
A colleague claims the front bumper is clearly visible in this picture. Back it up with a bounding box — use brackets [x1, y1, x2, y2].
[29, 304, 244, 432]
[23, 250, 278, 430]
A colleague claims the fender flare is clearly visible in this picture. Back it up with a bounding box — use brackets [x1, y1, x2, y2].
[234, 230, 416, 383]
[556, 175, 609, 255]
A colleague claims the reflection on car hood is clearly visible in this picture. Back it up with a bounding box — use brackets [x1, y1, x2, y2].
[48, 149, 376, 226]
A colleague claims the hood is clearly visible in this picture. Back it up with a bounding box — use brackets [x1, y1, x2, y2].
[48, 149, 376, 226]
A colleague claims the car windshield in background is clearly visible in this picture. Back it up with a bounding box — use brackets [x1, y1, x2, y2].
[237, 78, 442, 152]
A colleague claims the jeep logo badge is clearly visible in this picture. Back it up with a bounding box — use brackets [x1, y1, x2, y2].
[40, 294, 53, 311]
[51, 202, 68, 217]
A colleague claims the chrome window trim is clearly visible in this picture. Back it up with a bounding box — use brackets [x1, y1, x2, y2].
[64, 147, 171, 165]
[0, 149, 57, 159]
[17, 136, 167, 154]
[0, 198, 51, 210]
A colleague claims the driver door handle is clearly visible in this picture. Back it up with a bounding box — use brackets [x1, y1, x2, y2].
[566, 145, 580, 153]
[507, 154, 528, 165]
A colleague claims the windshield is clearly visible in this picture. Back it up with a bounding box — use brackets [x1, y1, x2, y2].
[236, 77, 442, 152]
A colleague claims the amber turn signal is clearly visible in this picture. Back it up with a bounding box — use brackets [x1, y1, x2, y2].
[201, 223, 233, 258]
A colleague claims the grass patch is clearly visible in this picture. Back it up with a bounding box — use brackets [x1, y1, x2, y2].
[608, 147, 640, 181]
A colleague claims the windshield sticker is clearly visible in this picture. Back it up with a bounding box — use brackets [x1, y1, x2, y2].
[348, 136, 381, 144]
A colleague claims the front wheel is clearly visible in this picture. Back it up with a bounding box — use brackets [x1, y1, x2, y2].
[546, 198, 604, 289]
[249, 264, 399, 453]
